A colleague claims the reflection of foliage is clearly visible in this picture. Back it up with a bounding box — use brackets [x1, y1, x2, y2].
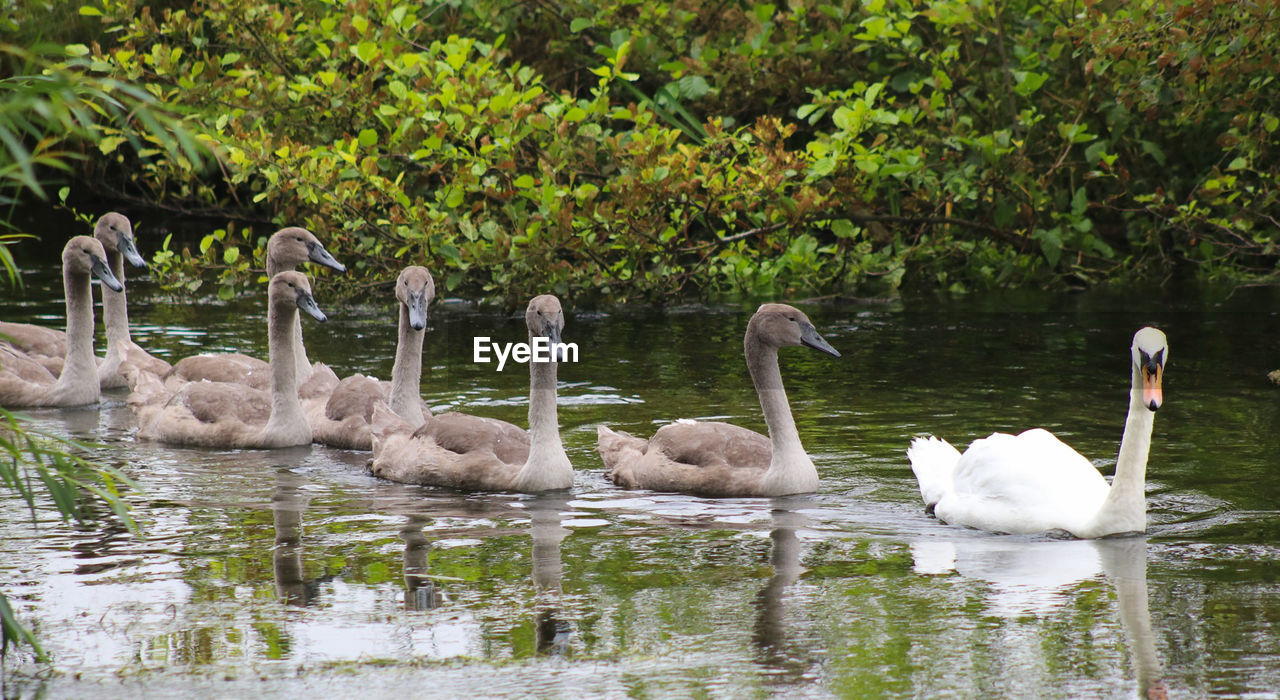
[0, 409, 139, 662]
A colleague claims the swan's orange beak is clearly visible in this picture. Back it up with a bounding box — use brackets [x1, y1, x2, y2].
[1142, 363, 1163, 412]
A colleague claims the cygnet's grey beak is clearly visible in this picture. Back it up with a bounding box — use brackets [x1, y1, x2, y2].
[800, 324, 840, 358]
[90, 253, 124, 292]
[407, 291, 428, 331]
[538, 321, 567, 362]
[296, 289, 328, 322]
[119, 233, 147, 268]
[307, 241, 347, 273]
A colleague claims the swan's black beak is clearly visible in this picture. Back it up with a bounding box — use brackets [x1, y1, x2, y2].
[407, 291, 428, 331]
[800, 324, 840, 358]
[307, 241, 347, 273]
[89, 253, 124, 292]
[296, 289, 328, 322]
[1138, 349, 1164, 411]
[119, 232, 147, 268]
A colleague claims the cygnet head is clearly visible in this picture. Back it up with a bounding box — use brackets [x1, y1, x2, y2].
[1131, 327, 1167, 412]
[396, 266, 435, 331]
[267, 227, 346, 273]
[93, 212, 146, 268]
[526, 294, 566, 361]
[270, 271, 327, 323]
[747, 303, 840, 358]
[64, 236, 123, 292]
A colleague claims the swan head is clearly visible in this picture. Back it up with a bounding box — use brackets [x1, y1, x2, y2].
[748, 303, 841, 358]
[270, 271, 327, 323]
[1131, 327, 1167, 412]
[268, 227, 347, 274]
[526, 294, 567, 361]
[396, 266, 435, 331]
[65, 236, 124, 292]
[94, 212, 146, 269]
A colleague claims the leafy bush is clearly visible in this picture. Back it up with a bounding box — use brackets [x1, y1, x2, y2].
[30, 0, 1280, 302]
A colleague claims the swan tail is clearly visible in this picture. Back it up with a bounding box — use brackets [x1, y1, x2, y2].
[907, 435, 961, 509]
[299, 362, 340, 401]
[369, 402, 411, 453]
[596, 425, 646, 481]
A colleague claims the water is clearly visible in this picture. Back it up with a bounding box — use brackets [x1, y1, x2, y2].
[3, 268, 1280, 698]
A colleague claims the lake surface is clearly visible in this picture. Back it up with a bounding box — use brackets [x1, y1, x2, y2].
[3, 268, 1280, 698]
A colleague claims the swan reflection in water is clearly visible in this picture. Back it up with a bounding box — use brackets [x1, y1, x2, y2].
[752, 496, 818, 685]
[911, 535, 1167, 698]
[526, 493, 572, 656]
[272, 463, 323, 606]
[400, 513, 441, 611]
[392, 492, 573, 654]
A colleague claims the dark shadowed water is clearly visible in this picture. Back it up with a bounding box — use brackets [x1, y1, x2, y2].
[3, 266, 1280, 698]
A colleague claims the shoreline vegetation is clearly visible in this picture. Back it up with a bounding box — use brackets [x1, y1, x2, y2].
[1, 0, 1277, 306]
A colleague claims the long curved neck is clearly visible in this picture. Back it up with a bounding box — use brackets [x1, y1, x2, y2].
[513, 336, 571, 491]
[746, 333, 816, 494]
[53, 266, 99, 397]
[264, 300, 306, 434]
[103, 249, 130, 346]
[1090, 364, 1154, 536]
[388, 303, 425, 425]
[264, 257, 310, 380]
[527, 348, 560, 450]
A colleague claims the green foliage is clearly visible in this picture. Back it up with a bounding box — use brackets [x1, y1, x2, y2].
[0, 42, 208, 212]
[27, 0, 1280, 300]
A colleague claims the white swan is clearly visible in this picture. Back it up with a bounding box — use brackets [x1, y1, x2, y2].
[908, 327, 1167, 539]
[368, 294, 571, 492]
[161, 226, 344, 389]
[0, 213, 166, 388]
[0, 236, 123, 407]
[128, 271, 327, 448]
[305, 266, 434, 450]
[597, 303, 841, 497]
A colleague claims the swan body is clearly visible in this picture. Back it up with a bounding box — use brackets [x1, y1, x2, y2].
[307, 266, 434, 450]
[0, 236, 123, 407]
[129, 271, 327, 448]
[0, 213, 166, 387]
[369, 295, 570, 492]
[909, 327, 1167, 539]
[598, 303, 841, 497]
[162, 227, 344, 389]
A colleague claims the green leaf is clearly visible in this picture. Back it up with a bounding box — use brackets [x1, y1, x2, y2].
[831, 219, 856, 238]
[1033, 228, 1062, 268]
[358, 129, 378, 147]
[513, 174, 535, 189]
[570, 17, 593, 33]
[78, 5, 102, 16]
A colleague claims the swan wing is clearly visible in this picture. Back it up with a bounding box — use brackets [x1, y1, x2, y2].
[0, 322, 67, 360]
[935, 429, 1109, 534]
[415, 411, 530, 465]
[166, 353, 269, 389]
[907, 435, 962, 509]
[369, 404, 520, 490]
[600, 420, 771, 496]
